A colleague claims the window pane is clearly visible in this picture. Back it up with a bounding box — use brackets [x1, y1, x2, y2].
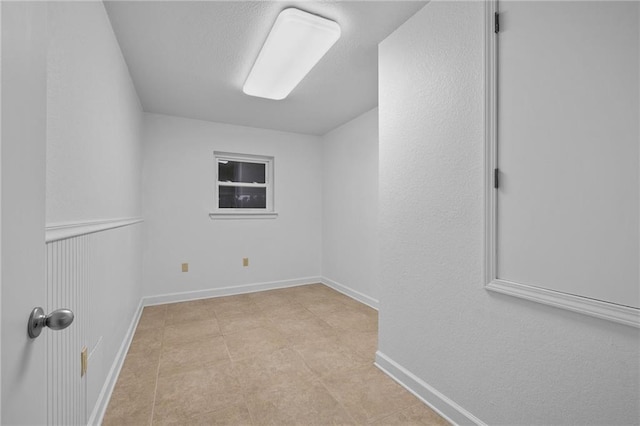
[219, 186, 267, 209]
[218, 161, 266, 184]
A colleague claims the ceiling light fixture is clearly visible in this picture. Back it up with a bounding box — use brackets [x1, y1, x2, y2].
[242, 8, 341, 101]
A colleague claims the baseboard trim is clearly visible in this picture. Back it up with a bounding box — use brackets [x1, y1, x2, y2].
[321, 276, 379, 310]
[375, 351, 485, 426]
[88, 300, 144, 426]
[142, 276, 323, 306]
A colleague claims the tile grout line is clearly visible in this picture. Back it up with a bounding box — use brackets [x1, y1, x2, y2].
[290, 290, 367, 425]
[214, 303, 258, 426]
[289, 339, 361, 425]
[228, 299, 270, 426]
[148, 308, 166, 426]
[109, 286, 437, 425]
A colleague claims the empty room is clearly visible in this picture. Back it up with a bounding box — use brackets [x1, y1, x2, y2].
[1, 0, 638, 425]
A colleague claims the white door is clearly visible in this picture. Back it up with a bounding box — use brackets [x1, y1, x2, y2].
[1, 2, 49, 424]
[497, 1, 639, 308]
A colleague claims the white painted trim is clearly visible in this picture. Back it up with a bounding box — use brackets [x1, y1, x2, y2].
[45, 217, 143, 243]
[0, 1, 3, 417]
[209, 212, 278, 220]
[142, 276, 322, 306]
[483, 0, 498, 287]
[375, 351, 486, 426]
[482, 1, 639, 328]
[320, 277, 379, 310]
[88, 300, 143, 426]
[487, 279, 639, 328]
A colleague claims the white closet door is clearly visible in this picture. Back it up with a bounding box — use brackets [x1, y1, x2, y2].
[497, 1, 639, 308]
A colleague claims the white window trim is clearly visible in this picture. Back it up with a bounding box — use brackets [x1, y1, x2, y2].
[483, 0, 638, 328]
[210, 151, 277, 220]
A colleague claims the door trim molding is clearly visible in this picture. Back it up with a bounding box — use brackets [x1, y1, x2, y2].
[487, 279, 639, 328]
[45, 217, 143, 243]
[482, 0, 639, 328]
[484, 0, 498, 288]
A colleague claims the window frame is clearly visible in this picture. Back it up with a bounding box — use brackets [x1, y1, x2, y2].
[209, 151, 277, 220]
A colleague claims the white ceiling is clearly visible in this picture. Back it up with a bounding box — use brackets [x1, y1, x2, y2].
[104, 1, 426, 135]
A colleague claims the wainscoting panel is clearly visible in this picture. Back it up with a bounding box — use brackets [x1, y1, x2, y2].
[44, 217, 142, 425]
[46, 235, 89, 425]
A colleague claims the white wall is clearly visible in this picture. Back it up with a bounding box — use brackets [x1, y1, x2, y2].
[377, 2, 640, 425]
[321, 108, 379, 306]
[142, 113, 322, 299]
[46, 1, 143, 419]
[47, 2, 142, 223]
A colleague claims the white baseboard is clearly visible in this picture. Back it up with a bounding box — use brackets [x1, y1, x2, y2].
[88, 300, 144, 426]
[320, 276, 379, 310]
[375, 351, 485, 426]
[142, 276, 323, 306]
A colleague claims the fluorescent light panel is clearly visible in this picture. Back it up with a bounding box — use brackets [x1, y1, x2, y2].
[243, 8, 341, 100]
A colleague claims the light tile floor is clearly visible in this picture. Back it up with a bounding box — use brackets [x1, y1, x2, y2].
[103, 284, 449, 425]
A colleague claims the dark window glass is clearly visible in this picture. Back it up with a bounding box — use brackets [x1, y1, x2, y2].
[218, 161, 266, 184]
[219, 186, 267, 209]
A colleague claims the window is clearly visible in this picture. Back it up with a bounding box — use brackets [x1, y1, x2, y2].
[210, 152, 276, 219]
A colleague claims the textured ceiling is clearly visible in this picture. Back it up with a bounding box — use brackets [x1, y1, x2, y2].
[104, 1, 426, 135]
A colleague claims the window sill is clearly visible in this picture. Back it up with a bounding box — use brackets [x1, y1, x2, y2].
[209, 212, 278, 220]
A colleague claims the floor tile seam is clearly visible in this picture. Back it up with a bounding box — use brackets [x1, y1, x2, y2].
[312, 358, 414, 425]
[160, 335, 223, 351]
[158, 399, 252, 425]
[238, 397, 258, 426]
[219, 320, 281, 339]
[219, 324, 267, 336]
[163, 313, 218, 323]
[298, 303, 339, 331]
[225, 337, 290, 363]
[264, 313, 284, 333]
[368, 410, 410, 425]
[309, 362, 362, 426]
[288, 344, 333, 386]
[165, 312, 217, 325]
[215, 310, 266, 322]
[162, 334, 223, 348]
[212, 300, 263, 313]
[219, 322, 236, 364]
[208, 296, 257, 311]
[149, 325, 167, 425]
[365, 402, 417, 425]
[209, 303, 234, 348]
[216, 311, 270, 323]
[361, 373, 425, 424]
[156, 355, 236, 380]
[163, 319, 221, 332]
[253, 300, 307, 316]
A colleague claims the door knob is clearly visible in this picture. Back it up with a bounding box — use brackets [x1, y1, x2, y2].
[27, 307, 74, 338]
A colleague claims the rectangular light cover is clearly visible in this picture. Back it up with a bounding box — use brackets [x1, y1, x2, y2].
[243, 8, 341, 100]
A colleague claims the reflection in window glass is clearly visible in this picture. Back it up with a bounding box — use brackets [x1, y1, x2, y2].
[218, 161, 266, 184]
[219, 186, 267, 209]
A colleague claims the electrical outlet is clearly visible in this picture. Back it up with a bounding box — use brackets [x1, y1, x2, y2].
[81, 346, 88, 377]
[182, 263, 189, 272]
[243, 257, 249, 267]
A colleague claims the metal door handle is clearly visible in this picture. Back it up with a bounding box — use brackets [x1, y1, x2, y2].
[27, 307, 74, 338]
